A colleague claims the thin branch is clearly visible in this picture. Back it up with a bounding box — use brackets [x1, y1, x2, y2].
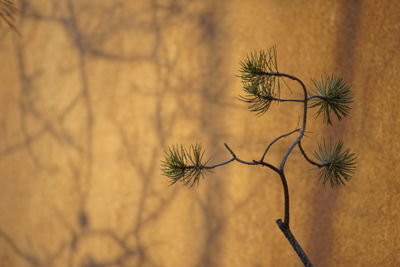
[171, 142, 268, 172]
[224, 143, 258, 166]
[260, 128, 300, 162]
[255, 160, 280, 173]
[269, 95, 327, 103]
[308, 95, 328, 101]
[204, 158, 235, 169]
[224, 143, 280, 173]
[223, 142, 237, 158]
[271, 97, 304, 103]
[298, 141, 324, 168]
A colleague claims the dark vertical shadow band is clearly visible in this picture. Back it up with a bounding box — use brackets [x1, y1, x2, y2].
[309, 1, 362, 266]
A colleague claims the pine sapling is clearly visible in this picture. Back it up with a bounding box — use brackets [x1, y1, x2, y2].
[161, 47, 356, 267]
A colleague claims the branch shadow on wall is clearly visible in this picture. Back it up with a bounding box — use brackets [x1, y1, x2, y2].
[0, 1, 253, 267]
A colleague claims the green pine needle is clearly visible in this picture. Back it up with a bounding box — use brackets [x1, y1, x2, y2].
[161, 144, 210, 187]
[239, 79, 275, 116]
[313, 141, 357, 187]
[238, 47, 281, 115]
[309, 76, 353, 125]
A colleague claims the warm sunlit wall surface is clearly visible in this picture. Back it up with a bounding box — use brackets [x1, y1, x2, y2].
[1, 0, 399, 266]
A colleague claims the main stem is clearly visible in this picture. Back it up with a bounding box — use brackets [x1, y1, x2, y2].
[278, 170, 290, 225]
[203, 72, 314, 266]
[276, 219, 314, 267]
[262, 72, 308, 224]
[265, 72, 313, 266]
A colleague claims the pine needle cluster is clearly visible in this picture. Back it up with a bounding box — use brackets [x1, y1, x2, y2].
[309, 76, 353, 124]
[161, 46, 357, 267]
[238, 47, 281, 115]
[161, 144, 209, 187]
[161, 47, 357, 189]
[313, 141, 357, 187]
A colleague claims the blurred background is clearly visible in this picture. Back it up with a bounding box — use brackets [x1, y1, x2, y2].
[1, 0, 399, 266]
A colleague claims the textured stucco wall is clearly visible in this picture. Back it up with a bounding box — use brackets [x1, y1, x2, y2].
[1, 0, 399, 266]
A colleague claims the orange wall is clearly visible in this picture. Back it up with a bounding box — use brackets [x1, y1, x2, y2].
[1, 0, 399, 266]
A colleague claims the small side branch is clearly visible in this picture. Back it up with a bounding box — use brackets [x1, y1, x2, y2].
[256, 160, 280, 173]
[224, 143, 258, 166]
[298, 141, 324, 168]
[276, 219, 313, 267]
[308, 95, 328, 101]
[203, 143, 282, 171]
[224, 143, 237, 158]
[204, 158, 235, 169]
[224, 143, 280, 173]
[269, 95, 328, 103]
[271, 97, 304, 103]
[260, 128, 300, 162]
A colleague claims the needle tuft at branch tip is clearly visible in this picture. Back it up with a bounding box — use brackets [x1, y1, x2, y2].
[161, 144, 210, 188]
[313, 140, 357, 187]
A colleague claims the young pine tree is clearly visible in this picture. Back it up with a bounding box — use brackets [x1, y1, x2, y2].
[161, 47, 356, 267]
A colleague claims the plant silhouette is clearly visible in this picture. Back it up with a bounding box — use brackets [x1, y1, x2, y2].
[161, 47, 357, 267]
